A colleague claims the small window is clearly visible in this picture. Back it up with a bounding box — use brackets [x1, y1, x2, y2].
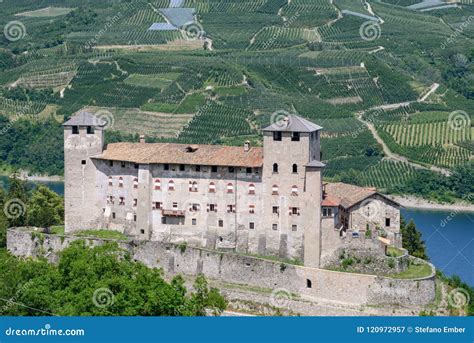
[72, 126, 79, 134]
[112, 212, 116, 219]
[161, 217, 167, 224]
[153, 202, 162, 210]
[385, 218, 391, 227]
[172, 202, 178, 209]
[134, 214, 137, 222]
[121, 161, 126, 168]
[273, 163, 279, 173]
[228, 166, 235, 173]
[134, 163, 139, 169]
[209, 204, 217, 212]
[292, 224, 297, 232]
[133, 178, 138, 189]
[291, 132, 300, 141]
[248, 184, 255, 195]
[272, 206, 279, 214]
[273, 131, 282, 141]
[290, 207, 300, 216]
[154, 179, 161, 190]
[306, 279, 312, 288]
[141, 229, 145, 234]
[209, 182, 216, 193]
[133, 199, 137, 207]
[189, 203, 200, 212]
[246, 167, 252, 174]
[218, 219, 224, 227]
[118, 177, 123, 188]
[179, 164, 185, 171]
[292, 164, 298, 173]
[168, 180, 175, 191]
[109, 160, 113, 167]
[291, 185, 298, 196]
[272, 224, 278, 231]
[195, 165, 201, 172]
[249, 205, 255, 214]
[81, 160, 86, 165]
[189, 181, 198, 192]
[211, 166, 218, 173]
[227, 183, 234, 194]
[119, 197, 125, 205]
[192, 218, 197, 226]
[164, 164, 169, 171]
[272, 185, 278, 195]
[226, 204, 236, 213]
[86, 126, 94, 134]
[249, 222, 255, 230]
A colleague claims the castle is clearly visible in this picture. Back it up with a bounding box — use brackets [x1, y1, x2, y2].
[63, 111, 401, 268]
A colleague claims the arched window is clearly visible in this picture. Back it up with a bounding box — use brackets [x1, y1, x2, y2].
[154, 179, 161, 190]
[168, 180, 175, 191]
[272, 185, 279, 195]
[209, 182, 216, 193]
[291, 185, 298, 196]
[292, 164, 298, 173]
[108, 176, 113, 186]
[118, 177, 124, 188]
[133, 178, 138, 189]
[248, 183, 255, 195]
[189, 181, 198, 192]
[273, 163, 279, 173]
[227, 183, 234, 194]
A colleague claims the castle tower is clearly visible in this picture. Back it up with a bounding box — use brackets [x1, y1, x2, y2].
[63, 111, 106, 233]
[261, 114, 324, 267]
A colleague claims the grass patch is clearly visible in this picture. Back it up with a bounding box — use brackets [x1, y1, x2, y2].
[124, 73, 181, 89]
[175, 93, 206, 113]
[74, 230, 128, 241]
[214, 86, 248, 97]
[386, 246, 405, 257]
[386, 262, 432, 279]
[49, 226, 65, 235]
[141, 102, 178, 113]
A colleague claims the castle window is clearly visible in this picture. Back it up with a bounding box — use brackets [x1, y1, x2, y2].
[81, 160, 86, 165]
[168, 180, 175, 191]
[248, 184, 255, 195]
[86, 126, 94, 134]
[292, 224, 298, 231]
[291, 185, 298, 196]
[249, 205, 255, 214]
[208, 204, 217, 212]
[292, 164, 298, 173]
[290, 207, 300, 216]
[133, 199, 137, 207]
[272, 185, 279, 195]
[272, 163, 279, 173]
[272, 224, 278, 231]
[246, 167, 252, 174]
[72, 126, 79, 134]
[133, 178, 138, 189]
[189, 203, 200, 212]
[306, 279, 312, 288]
[109, 160, 113, 167]
[291, 132, 300, 141]
[134, 214, 137, 222]
[273, 131, 282, 141]
[385, 218, 391, 227]
[195, 165, 201, 172]
[172, 202, 178, 209]
[164, 164, 169, 171]
[112, 212, 116, 219]
[118, 177, 123, 188]
[162, 217, 167, 224]
[227, 204, 236, 213]
[189, 181, 198, 192]
[227, 183, 234, 194]
[179, 164, 185, 171]
[218, 219, 224, 227]
[192, 218, 197, 226]
[228, 166, 235, 173]
[134, 163, 139, 169]
[154, 179, 161, 190]
[249, 222, 255, 230]
[323, 207, 333, 217]
[211, 166, 218, 173]
[107, 196, 114, 204]
[272, 206, 279, 215]
[209, 182, 216, 193]
[119, 197, 125, 205]
[153, 202, 162, 210]
[121, 161, 126, 168]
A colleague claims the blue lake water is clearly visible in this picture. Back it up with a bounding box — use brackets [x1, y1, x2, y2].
[402, 208, 474, 286]
[1, 176, 472, 286]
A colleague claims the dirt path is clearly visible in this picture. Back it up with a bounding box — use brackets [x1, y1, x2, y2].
[418, 82, 439, 102]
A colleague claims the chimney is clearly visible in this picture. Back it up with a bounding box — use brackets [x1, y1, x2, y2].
[244, 140, 250, 152]
[139, 134, 145, 144]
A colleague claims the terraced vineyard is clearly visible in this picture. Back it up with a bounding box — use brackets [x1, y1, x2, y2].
[360, 160, 417, 190]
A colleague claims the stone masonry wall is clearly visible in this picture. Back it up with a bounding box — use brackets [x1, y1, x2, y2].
[7, 228, 436, 307]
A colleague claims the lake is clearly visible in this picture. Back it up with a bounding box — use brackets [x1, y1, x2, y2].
[1, 176, 472, 286]
[402, 208, 474, 287]
[0, 175, 64, 195]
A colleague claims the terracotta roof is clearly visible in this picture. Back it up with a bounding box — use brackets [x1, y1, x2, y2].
[94, 142, 263, 168]
[262, 114, 322, 132]
[323, 182, 399, 209]
[63, 110, 106, 127]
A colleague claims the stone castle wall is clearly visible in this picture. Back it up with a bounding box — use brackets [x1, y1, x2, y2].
[7, 228, 436, 307]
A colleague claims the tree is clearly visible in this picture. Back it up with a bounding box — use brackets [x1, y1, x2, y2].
[5, 172, 28, 228]
[27, 185, 63, 228]
[401, 218, 428, 260]
[0, 188, 7, 247]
